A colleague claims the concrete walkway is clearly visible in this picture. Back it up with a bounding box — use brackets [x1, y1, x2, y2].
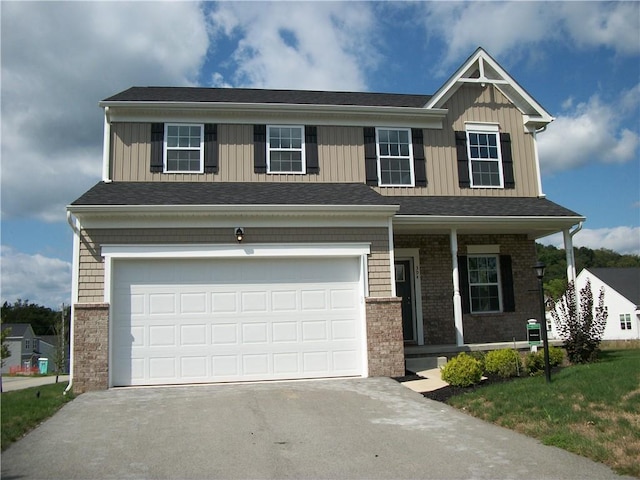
[1, 377, 631, 479]
[1, 375, 70, 392]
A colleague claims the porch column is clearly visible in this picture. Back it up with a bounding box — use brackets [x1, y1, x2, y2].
[563, 228, 577, 285]
[450, 229, 464, 346]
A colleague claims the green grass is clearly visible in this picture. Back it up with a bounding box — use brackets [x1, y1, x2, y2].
[448, 349, 640, 477]
[1, 382, 75, 451]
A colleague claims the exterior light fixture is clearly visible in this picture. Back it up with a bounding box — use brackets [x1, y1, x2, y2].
[534, 260, 551, 383]
[235, 227, 244, 243]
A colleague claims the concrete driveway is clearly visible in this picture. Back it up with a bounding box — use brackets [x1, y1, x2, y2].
[1, 377, 630, 479]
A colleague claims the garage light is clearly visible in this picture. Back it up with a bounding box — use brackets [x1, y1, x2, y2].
[235, 227, 245, 243]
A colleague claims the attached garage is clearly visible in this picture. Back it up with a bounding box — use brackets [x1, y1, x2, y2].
[108, 249, 368, 387]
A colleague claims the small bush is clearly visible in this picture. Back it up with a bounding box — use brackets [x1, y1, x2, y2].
[484, 349, 521, 378]
[441, 353, 482, 387]
[525, 346, 565, 375]
[468, 351, 486, 371]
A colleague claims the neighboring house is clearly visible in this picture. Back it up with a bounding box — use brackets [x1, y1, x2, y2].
[67, 48, 584, 392]
[1, 323, 38, 374]
[551, 268, 640, 341]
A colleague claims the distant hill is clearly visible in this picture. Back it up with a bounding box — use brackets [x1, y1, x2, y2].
[536, 244, 640, 299]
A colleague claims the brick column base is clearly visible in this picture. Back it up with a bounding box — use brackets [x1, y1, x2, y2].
[365, 297, 404, 377]
[73, 303, 109, 393]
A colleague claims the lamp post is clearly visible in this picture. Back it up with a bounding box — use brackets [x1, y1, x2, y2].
[534, 261, 551, 383]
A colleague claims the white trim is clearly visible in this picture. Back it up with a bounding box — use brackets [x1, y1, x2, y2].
[266, 125, 306, 174]
[465, 125, 504, 189]
[101, 107, 112, 182]
[395, 248, 424, 346]
[163, 123, 204, 174]
[532, 130, 545, 197]
[450, 229, 464, 346]
[464, 122, 499, 132]
[466, 254, 504, 314]
[375, 127, 415, 187]
[388, 218, 396, 296]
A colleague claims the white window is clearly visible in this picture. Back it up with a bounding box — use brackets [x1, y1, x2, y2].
[620, 313, 632, 330]
[267, 125, 305, 173]
[25, 339, 30, 350]
[466, 123, 503, 188]
[468, 255, 502, 313]
[164, 124, 204, 173]
[376, 128, 414, 186]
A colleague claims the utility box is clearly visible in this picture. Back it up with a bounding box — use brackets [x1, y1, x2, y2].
[527, 319, 541, 346]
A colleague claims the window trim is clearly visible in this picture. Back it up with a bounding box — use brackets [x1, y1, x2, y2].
[376, 127, 415, 187]
[163, 123, 204, 174]
[266, 125, 306, 174]
[467, 254, 503, 314]
[465, 122, 504, 189]
[620, 313, 632, 330]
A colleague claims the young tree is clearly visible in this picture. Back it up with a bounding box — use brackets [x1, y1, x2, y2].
[1, 324, 11, 393]
[550, 279, 607, 363]
[51, 305, 69, 382]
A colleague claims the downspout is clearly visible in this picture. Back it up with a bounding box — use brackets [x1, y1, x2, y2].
[564, 221, 583, 319]
[64, 210, 81, 395]
[532, 125, 547, 198]
[102, 107, 112, 183]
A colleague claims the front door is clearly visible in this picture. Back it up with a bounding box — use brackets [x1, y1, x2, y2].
[395, 259, 415, 342]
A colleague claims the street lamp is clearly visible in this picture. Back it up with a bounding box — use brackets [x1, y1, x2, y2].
[534, 261, 551, 383]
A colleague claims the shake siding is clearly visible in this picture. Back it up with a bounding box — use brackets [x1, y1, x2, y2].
[76, 227, 392, 303]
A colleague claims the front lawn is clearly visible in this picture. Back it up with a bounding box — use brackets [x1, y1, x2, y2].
[1, 383, 74, 451]
[446, 349, 640, 477]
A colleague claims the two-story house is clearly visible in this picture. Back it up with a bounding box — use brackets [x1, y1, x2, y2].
[67, 48, 584, 392]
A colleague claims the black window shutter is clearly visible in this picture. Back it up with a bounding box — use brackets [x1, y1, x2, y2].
[412, 128, 427, 187]
[455, 131, 470, 188]
[500, 132, 515, 189]
[150, 123, 164, 173]
[204, 124, 218, 173]
[500, 255, 516, 312]
[254, 125, 267, 173]
[305, 126, 319, 174]
[458, 255, 470, 314]
[363, 127, 378, 185]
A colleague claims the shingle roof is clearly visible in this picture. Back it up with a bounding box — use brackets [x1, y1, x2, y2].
[102, 87, 431, 108]
[71, 182, 582, 220]
[1, 323, 32, 338]
[587, 268, 640, 306]
[391, 196, 581, 217]
[71, 182, 398, 207]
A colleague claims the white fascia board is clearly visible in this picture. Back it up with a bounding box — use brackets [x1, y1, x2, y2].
[102, 103, 448, 129]
[102, 243, 371, 259]
[425, 48, 553, 125]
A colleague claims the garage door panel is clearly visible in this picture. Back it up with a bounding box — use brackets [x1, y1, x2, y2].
[111, 257, 364, 386]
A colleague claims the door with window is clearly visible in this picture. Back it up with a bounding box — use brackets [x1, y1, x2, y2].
[395, 260, 415, 342]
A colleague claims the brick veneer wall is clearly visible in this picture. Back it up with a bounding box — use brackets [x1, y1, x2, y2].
[394, 233, 539, 345]
[365, 297, 404, 377]
[73, 303, 109, 393]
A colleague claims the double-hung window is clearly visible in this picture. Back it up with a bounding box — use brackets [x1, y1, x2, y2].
[620, 313, 632, 330]
[467, 255, 501, 313]
[376, 128, 414, 186]
[267, 125, 305, 174]
[466, 123, 503, 188]
[164, 124, 204, 173]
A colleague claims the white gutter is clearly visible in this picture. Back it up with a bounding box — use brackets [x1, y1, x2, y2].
[101, 107, 112, 183]
[64, 211, 82, 395]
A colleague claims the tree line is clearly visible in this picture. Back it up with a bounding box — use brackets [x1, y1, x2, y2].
[536, 243, 640, 299]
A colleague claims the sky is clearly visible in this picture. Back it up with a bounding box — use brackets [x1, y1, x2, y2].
[1, 1, 639, 309]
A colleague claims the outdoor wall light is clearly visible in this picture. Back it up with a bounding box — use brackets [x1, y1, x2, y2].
[235, 227, 245, 243]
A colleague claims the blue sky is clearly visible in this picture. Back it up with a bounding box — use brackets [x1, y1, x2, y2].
[1, 1, 639, 309]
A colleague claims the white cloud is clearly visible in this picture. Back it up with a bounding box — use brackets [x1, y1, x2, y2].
[423, 2, 639, 70]
[208, 2, 377, 90]
[539, 226, 640, 256]
[1, 2, 210, 222]
[0, 246, 72, 309]
[537, 87, 640, 174]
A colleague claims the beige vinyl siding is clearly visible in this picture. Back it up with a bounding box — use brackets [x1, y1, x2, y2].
[77, 227, 392, 303]
[112, 124, 366, 183]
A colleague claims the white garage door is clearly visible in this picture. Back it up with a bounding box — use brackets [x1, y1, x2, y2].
[111, 257, 365, 386]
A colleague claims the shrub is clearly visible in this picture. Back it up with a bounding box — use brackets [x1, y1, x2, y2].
[468, 351, 486, 371]
[525, 346, 565, 375]
[484, 349, 522, 378]
[441, 353, 483, 387]
[549, 280, 608, 363]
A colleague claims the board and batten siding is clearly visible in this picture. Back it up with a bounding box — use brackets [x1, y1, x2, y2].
[76, 227, 393, 303]
[109, 84, 539, 196]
